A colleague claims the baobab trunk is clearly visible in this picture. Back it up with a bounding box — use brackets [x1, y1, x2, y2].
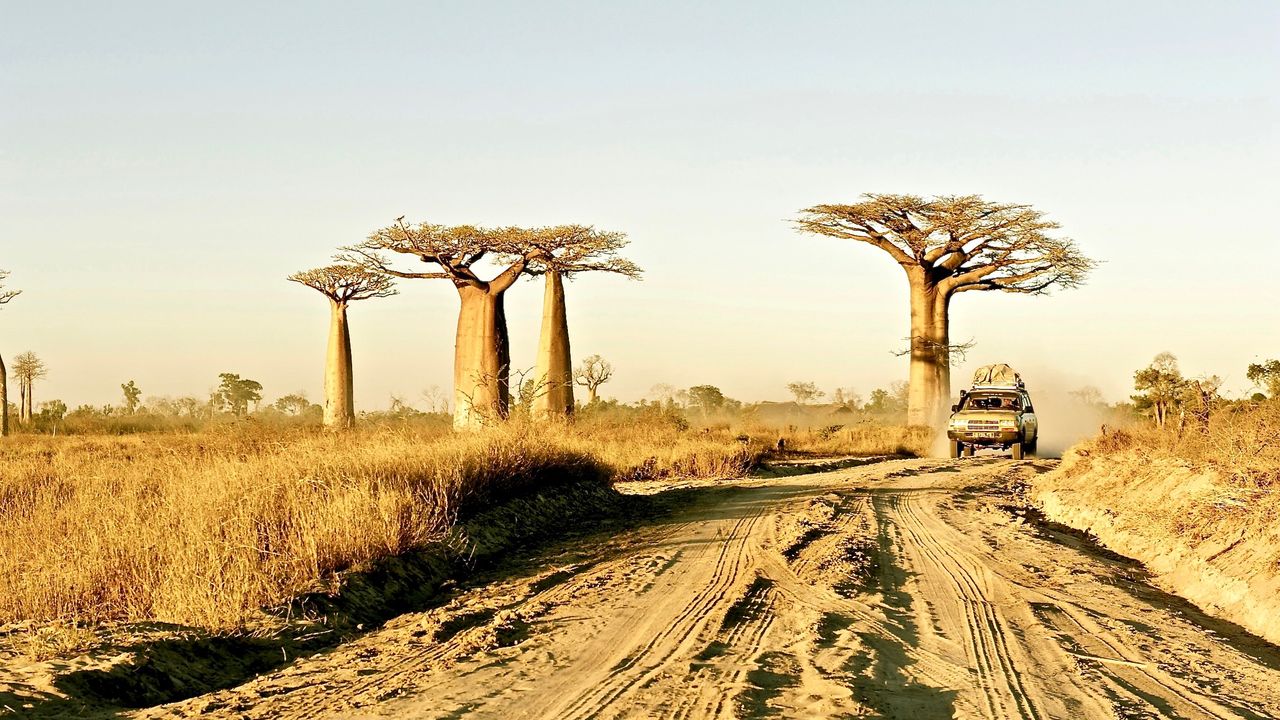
[324, 299, 355, 430]
[905, 274, 949, 428]
[933, 294, 953, 424]
[453, 286, 511, 430]
[532, 271, 574, 420]
[0, 354, 7, 436]
[20, 380, 31, 424]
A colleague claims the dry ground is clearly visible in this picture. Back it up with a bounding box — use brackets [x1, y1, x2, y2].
[45, 458, 1271, 719]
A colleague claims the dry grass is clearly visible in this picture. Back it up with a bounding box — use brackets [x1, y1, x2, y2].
[0, 421, 771, 630]
[1080, 401, 1280, 487]
[0, 414, 924, 631]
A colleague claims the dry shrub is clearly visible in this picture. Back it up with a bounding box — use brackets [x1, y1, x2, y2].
[1076, 402, 1280, 487]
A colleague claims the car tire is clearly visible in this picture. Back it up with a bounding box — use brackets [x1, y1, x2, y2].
[1011, 442, 1024, 460]
[962, 445, 974, 457]
[1026, 437, 1037, 457]
[948, 440, 961, 458]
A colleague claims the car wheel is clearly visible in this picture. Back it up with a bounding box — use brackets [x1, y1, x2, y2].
[1011, 442, 1024, 460]
[948, 440, 961, 458]
[962, 444, 974, 457]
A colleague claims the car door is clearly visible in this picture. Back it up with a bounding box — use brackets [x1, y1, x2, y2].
[1021, 393, 1038, 440]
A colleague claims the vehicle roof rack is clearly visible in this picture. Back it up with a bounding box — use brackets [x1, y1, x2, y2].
[971, 380, 1025, 391]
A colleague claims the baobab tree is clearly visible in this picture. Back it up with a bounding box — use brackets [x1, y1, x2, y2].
[525, 226, 640, 420]
[344, 219, 600, 430]
[798, 194, 1095, 427]
[12, 352, 47, 425]
[574, 354, 614, 405]
[0, 271, 19, 436]
[289, 264, 396, 430]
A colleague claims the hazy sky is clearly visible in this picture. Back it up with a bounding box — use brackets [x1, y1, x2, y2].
[2, 1, 1277, 411]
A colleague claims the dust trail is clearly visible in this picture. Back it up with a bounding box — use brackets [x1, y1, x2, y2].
[939, 364, 1116, 458]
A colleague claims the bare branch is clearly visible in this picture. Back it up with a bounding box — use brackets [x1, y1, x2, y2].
[0, 270, 19, 306]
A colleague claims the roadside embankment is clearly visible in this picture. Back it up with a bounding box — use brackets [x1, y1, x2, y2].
[1031, 429, 1280, 645]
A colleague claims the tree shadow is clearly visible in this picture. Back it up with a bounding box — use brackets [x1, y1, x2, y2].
[839, 493, 958, 718]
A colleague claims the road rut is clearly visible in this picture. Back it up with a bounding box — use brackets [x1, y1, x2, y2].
[141, 459, 1280, 719]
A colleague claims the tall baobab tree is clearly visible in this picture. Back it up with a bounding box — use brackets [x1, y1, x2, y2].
[0, 271, 19, 436]
[289, 264, 396, 430]
[574, 354, 614, 405]
[12, 351, 47, 425]
[525, 226, 640, 420]
[797, 194, 1095, 427]
[342, 219, 544, 430]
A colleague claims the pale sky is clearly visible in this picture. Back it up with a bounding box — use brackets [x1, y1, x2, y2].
[2, 1, 1277, 411]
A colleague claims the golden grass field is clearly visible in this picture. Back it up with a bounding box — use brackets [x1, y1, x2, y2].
[0, 418, 929, 632]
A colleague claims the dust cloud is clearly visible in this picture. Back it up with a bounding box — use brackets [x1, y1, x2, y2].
[937, 364, 1117, 459]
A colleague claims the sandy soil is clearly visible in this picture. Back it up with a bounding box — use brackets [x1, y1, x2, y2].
[89, 457, 1277, 719]
[7, 458, 1279, 718]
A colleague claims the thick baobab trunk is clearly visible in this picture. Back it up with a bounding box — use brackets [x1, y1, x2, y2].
[453, 286, 511, 430]
[532, 271, 574, 420]
[324, 300, 355, 430]
[0, 354, 7, 436]
[906, 276, 950, 428]
[586, 386, 599, 405]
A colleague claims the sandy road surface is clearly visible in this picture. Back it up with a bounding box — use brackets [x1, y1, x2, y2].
[143, 458, 1280, 719]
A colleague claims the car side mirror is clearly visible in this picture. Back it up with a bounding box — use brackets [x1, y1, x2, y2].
[951, 404, 959, 412]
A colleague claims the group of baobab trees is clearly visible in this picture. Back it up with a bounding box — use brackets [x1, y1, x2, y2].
[290, 194, 1093, 434]
[289, 220, 640, 430]
[1, 194, 1094, 437]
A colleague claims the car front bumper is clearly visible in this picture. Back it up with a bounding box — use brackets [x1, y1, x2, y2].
[947, 429, 1022, 445]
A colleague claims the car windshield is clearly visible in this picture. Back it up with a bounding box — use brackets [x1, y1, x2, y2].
[964, 393, 1021, 411]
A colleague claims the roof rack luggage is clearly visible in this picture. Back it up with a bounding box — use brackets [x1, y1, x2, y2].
[970, 363, 1025, 390]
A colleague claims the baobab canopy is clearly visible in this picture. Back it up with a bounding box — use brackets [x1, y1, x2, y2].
[796, 194, 1095, 296]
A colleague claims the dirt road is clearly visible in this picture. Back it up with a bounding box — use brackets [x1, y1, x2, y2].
[144, 458, 1280, 719]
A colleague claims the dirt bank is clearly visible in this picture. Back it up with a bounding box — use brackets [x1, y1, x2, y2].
[1031, 448, 1280, 646]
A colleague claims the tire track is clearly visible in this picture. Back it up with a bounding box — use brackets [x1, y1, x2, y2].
[885, 491, 1044, 720]
[551, 505, 768, 720]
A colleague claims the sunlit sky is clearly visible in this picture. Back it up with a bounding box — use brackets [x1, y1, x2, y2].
[2, 1, 1277, 411]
